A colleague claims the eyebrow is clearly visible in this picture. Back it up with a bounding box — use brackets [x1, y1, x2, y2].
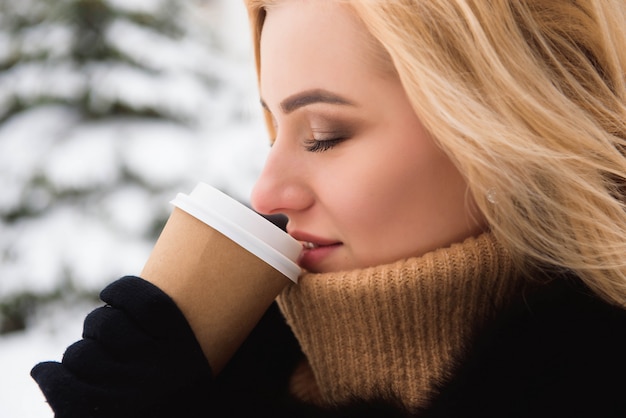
[260, 89, 355, 115]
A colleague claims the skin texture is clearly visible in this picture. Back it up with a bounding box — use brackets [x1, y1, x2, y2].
[251, 1, 486, 273]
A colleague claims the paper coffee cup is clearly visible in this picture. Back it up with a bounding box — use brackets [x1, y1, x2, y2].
[170, 183, 302, 283]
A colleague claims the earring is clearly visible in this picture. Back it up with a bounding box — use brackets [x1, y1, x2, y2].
[486, 188, 498, 204]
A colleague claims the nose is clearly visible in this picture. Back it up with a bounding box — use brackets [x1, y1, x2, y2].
[250, 140, 314, 217]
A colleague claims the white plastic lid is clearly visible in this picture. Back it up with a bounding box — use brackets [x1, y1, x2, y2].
[170, 183, 302, 283]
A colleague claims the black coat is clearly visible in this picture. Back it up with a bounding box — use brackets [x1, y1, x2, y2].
[32, 274, 626, 417]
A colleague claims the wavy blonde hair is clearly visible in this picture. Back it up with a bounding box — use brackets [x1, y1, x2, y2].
[244, 0, 626, 307]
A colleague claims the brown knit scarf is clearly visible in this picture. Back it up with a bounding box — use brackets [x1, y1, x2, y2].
[277, 233, 527, 410]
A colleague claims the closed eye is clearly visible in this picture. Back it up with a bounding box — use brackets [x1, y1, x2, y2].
[304, 137, 348, 152]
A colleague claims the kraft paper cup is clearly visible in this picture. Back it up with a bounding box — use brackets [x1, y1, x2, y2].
[170, 183, 302, 283]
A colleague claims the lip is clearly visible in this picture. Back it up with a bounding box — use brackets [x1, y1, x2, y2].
[289, 230, 343, 271]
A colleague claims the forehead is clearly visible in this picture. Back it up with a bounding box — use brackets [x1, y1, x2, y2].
[259, 1, 392, 102]
[260, 2, 365, 60]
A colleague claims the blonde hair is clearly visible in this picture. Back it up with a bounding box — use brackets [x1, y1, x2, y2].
[244, 0, 626, 307]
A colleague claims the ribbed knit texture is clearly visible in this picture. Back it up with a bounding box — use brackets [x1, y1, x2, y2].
[277, 233, 526, 410]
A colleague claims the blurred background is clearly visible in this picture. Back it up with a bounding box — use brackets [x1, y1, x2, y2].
[0, 0, 268, 415]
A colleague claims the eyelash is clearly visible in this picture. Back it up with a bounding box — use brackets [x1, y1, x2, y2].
[303, 136, 348, 153]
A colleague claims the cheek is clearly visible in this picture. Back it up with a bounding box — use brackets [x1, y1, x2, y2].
[333, 134, 466, 261]
[324, 138, 434, 233]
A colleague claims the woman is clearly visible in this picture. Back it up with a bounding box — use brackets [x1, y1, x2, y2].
[32, 0, 626, 416]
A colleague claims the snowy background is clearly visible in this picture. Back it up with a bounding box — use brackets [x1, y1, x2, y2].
[0, 0, 269, 415]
